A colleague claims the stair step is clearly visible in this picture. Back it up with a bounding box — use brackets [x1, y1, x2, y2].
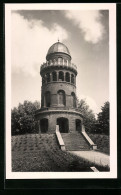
[61, 132, 90, 151]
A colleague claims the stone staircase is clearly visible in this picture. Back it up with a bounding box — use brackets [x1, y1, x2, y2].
[61, 132, 91, 151]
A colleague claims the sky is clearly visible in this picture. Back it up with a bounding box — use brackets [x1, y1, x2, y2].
[11, 9, 109, 116]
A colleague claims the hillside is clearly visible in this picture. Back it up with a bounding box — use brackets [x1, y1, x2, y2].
[88, 133, 110, 154]
[12, 133, 109, 172]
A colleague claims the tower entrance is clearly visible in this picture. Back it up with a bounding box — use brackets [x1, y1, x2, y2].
[76, 119, 82, 132]
[40, 118, 48, 133]
[57, 117, 69, 133]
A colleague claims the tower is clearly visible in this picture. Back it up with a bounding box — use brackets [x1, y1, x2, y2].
[35, 41, 83, 133]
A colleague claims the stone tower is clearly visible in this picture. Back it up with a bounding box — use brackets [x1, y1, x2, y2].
[35, 41, 83, 133]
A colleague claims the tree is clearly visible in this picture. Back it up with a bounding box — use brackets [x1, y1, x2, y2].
[97, 101, 110, 135]
[11, 100, 40, 135]
[77, 99, 96, 133]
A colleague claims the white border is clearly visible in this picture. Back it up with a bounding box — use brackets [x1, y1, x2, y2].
[5, 3, 117, 179]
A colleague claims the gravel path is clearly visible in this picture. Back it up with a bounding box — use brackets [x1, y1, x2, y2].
[69, 151, 110, 167]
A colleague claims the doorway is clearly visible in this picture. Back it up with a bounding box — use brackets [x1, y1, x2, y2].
[76, 119, 81, 131]
[57, 117, 69, 133]
[40, 118, 48, 133]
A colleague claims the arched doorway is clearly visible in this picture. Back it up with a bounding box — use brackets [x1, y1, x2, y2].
[76, 119, 82, 131]
[57, 117, 69, 133]
[40, 118, 48, 133]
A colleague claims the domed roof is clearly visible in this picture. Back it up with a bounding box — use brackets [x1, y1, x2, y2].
[46, 41, 71, 57]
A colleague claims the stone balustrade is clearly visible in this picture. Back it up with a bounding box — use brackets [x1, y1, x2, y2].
[40, 61, 77, 71]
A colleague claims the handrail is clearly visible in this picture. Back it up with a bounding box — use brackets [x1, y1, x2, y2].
[55, 125, 65, 151]
[81, 125, 97, 150]
[40, 62, 77, 71]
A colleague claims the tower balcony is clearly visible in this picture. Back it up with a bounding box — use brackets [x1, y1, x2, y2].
[40, 61, 77, 75]
[35, 107, 83, 117]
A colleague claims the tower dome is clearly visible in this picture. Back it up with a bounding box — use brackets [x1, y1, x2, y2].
[46, 41, 71, 60]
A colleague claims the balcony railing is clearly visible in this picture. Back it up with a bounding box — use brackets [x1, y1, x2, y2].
[35, 107, 82, 115]
[40, 61, 77, 72]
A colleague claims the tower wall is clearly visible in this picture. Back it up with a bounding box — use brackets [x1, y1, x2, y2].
[41, 82, 76, 108]
[35, 111, 83, 133]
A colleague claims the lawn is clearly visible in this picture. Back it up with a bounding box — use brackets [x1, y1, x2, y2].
[88, 133, 110, 154]
[12, 133, 109, 172]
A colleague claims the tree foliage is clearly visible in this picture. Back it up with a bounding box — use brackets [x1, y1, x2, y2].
[96, 101, 110, 135]
[77, 99, 96, 133]
[11, 100, 40, 135]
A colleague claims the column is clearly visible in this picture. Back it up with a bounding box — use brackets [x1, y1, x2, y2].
[70, 74, 71, 83]
[50, 73, 52, 82]
[64, 72, 65, 81]
[67, 60, 68, 66]
[44, 95, 46, 107]
[63, 58, 64, 66]
[57, 71, 59, 81]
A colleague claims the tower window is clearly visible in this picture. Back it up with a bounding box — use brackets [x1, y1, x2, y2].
[46, 73, 50, 82]
[71, 92, 76, 108]
[52, 71, 57, 81]
[65, 72, 70, 82]
[57, 90, 66, 106]
[59, 71, 64, 81]
[71, 74, 74, 84]
[45, 91, 51, 107]
[42, 75, 46, 84]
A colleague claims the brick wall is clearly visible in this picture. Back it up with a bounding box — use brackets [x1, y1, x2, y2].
[35, 111, 83, 133]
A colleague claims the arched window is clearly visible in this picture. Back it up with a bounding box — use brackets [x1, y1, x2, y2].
[58, 57, 63, 65]
[42, 77, 45, 85]
[65, 72, 70, 82]
[46, 73, 50, 82]
[59, 71, 64, 81]
[50, 60, 53, 65]
[71, 92, 76, 108]
[57, 90, 66, 106]
[42, 74, 46, 85]
[54, 59, 56, 65]
[45, 91, 51, 107]
[52, 71, 57, 81]
[71, 74, 74, 84]
[64, 60, 67, 65]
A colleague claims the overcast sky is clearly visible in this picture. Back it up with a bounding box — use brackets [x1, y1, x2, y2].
[11, 9, 109, 116]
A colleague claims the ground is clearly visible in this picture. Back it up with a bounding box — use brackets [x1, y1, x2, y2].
[12, 133, 110, 172]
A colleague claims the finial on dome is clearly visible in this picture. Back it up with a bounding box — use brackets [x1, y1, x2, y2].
[58, 38, 59, 42]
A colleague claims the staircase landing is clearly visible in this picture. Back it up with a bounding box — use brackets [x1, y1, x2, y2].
[61, 132, 91, 151]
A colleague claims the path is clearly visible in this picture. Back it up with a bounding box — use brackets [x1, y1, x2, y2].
[69, 150, 110, 167]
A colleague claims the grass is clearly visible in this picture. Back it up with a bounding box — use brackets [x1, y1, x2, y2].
[88, 133, 110, 155]
[12, 133, 110, 172]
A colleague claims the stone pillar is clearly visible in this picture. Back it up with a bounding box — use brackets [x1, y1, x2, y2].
[70, 74, 71, 83]
[75, 76, 76, 85]
[67, 60, 68, 66]
[63, 58, 64, 66]
[44, 95, 46, 107]
[50, 73, 52, 82]
[64, 72, 65, 81]
[57, 72, 59, 81]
